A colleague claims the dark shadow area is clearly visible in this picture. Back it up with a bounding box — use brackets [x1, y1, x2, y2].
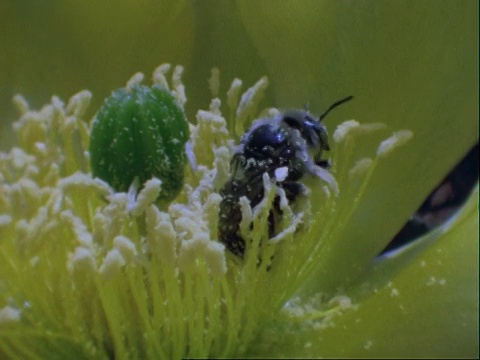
[381, 142, 479, 254]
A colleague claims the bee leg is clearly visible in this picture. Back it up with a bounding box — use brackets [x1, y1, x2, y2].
[280, 181, 306, 203]
[222, 231, 246, 257]
[219, 194, 246, 257]
[261, 196, 284, 271]
[268, 205, 278, 238]
[315, 158, 331, 169]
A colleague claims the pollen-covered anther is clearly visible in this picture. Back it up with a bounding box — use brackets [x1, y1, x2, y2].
[13, 178, 42, 203]
[12, 94, 30, 114]
[171, 65, 186, 107]
[236, 76, 269, 118]
[227, 78, 243, 114]
[377, 130, 414, 157]
[58, 172, 113, 197]
[15, 206, 52, 251]
[333, 120, 386, 144]
[189, 110, 229, 167]
[113, 235, 138, 263]
[174, 216, 202, 240]
[209, 98, 222, 115]
[65, 90, 92, 118]
[15, 148, 36, 170]
[104, 193, 130, 217]
[235, 76, 269, 136]
[348, 158, 374, 179]
[129, 178, 162, 216]
[178, 233, 227, 275]
[146, 205, 178, 264]
[60, 210, 93, 247]
[333, 120, 360, 143]
[204, 192, 223, 233]
[238, 196, 253, 237]
[68, 246, 97, 273]
[0, 306, 21, 325]
[99, 248, 126, 279]
[126, 72, 145, 90]
[213, 146, 231, 189]
[258, 107, 281, 119]
[196, 110, 228, 133]
[152, 63, 172, 90]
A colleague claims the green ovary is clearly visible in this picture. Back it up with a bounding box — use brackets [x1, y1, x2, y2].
[89, 83, 189, 205]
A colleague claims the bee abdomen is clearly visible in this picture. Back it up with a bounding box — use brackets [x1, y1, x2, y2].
[218, 193, 246, 257]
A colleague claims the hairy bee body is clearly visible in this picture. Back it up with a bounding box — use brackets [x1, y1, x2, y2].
[218, 97, 352, 257]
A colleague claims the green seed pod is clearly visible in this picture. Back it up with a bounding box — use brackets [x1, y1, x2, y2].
[89, 84, 189, 205]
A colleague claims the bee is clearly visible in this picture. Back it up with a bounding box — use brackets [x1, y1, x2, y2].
[218, 96, 353, 257]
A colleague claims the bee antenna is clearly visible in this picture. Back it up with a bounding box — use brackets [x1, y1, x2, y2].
[319, 95, 354, 121]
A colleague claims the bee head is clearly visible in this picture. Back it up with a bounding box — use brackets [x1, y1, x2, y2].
[282, 111, 330, 154]
[282, 96, 353, 164]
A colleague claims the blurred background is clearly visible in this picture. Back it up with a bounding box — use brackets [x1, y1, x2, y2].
[0, 1, 274, 149]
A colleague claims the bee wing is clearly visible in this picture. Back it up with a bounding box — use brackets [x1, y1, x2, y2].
[229, 153, 247, 180]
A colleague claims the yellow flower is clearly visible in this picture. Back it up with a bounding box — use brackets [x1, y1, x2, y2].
[1, 62, 475, 358]
[0, 63, 396, 356]
[1, 1, 477, 358]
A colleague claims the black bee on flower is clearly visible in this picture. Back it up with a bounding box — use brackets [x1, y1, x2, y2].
[218, 96, 353, 257]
